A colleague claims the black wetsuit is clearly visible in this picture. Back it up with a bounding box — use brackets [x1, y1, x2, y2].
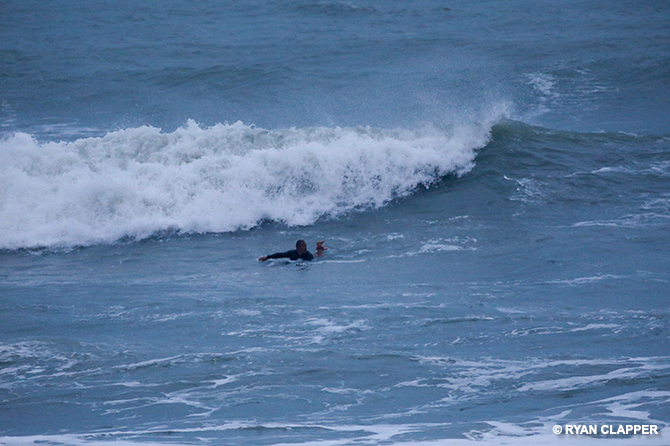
[266, 249, 314, 261]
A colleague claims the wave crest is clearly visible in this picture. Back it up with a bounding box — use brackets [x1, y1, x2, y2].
[0, 120, 493, 249]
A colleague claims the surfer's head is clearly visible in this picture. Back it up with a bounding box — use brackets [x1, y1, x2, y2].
[295, 239, 307, 254]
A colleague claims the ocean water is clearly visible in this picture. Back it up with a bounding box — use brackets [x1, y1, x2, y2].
[1, 1, 669, 445]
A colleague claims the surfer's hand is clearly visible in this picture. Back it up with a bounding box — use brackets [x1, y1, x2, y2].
[259, 256, 268, 261]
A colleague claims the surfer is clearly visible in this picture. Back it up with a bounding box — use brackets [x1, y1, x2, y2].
[258, 239, 327, 261]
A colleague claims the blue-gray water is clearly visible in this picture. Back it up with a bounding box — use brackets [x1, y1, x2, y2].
[1, 1, 669, 445]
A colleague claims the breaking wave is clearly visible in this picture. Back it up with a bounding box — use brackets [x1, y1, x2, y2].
[0, 119, 495, 249]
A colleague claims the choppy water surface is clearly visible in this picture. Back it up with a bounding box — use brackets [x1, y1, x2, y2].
[1, 1, 669, 445]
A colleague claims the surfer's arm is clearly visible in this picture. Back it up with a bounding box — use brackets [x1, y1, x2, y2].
[259, 251, 292, 261]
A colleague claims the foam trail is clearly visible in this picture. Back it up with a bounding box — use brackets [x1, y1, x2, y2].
[0, 119, 495, 250]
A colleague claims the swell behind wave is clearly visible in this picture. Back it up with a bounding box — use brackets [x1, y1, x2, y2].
[0, 120, 494, 249]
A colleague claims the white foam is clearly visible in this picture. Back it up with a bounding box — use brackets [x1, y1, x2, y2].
[0, 119, 495, 249]
[112, 355, 183, 371]
[590, 162, 670, 177]
[506, 176, 546, 203]
[573, 212, 670, 229]
[1, 421, 666, 446]
[570, 323, 621, 333]
[416, 242, 462, 253]
[315, 259, 366, 264]
[546, 274, 625, 285]
[307, 318, 368, 334]
[408, 356, 670, 400]
[209, 375, 239, 388]
[407, 237, 477, 256]
[591, 166, 633, 174]
[517, 361, 670, 393]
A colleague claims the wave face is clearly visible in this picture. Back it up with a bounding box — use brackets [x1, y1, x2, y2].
[0, 120, 494, 249]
